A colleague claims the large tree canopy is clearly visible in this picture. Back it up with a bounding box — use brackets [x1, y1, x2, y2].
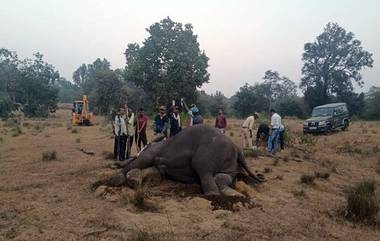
[72, 58, 111, 94]
[0, 49, 60, 117]
[300, 22, 373, 107]
[124, 17, 209, 106]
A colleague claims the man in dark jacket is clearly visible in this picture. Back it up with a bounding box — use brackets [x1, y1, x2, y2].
[169, 106, 182, 137]
[255, 123, 270, 147]
[154, 106, 169, 138]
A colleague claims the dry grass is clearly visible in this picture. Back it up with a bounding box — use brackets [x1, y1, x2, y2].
[1, 110, 380, 241]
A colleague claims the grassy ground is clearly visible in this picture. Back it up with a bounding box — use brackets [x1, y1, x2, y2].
[0, 109, 380, 241]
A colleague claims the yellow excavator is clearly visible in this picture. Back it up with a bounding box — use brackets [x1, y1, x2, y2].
[71, 95, 94, 126]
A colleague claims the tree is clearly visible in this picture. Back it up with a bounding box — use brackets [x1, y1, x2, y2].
[0, 49, 60, 117]
[73, 58, 111, 94]
[274, 96, 308, 118]
[92, 70, 123, 115]
[17, 53, 60, 116]
[232, 83, 269, 118]
[300, 22, 373, 107]
[363, 86, 380, 120]
[125, 17, 209, 107]
[56, 78, 82, 103]
[263, 70, 297, 112]
[208, 91, 228, 116]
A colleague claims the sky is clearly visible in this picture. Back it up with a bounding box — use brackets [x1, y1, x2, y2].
[0, 0, 379, 97]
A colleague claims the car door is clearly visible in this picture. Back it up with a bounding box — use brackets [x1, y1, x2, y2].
[332, 107, 341, 129]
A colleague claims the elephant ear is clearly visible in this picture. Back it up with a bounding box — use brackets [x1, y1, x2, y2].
[151, 133, 166, 143]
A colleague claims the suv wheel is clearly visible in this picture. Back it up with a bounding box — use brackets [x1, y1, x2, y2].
[342, 120, 349, 131]
[325, 124, 332, 135]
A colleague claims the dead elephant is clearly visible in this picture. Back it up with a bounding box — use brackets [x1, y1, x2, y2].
[115, 125, 264, 196]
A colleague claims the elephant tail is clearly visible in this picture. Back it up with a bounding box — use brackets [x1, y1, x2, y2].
[237, 150, 265, 183]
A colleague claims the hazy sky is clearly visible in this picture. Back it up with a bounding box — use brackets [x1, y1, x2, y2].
[1, 0, 379, 97]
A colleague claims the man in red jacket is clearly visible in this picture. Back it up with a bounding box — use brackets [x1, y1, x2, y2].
[215, 109, 227, 134]
[135, 108, 148, 151]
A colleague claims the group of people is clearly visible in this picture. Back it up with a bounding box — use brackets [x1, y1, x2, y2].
[113, 99, 207, 161]
[113, 104, 149, 161]
[113, 99, 284, 161]
[241, 109, 285, 156]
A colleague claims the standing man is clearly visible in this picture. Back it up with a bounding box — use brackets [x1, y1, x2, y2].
[113, 108, 127, 161]
[268, 109, 282, 156]
[242, 112, 258, 148]
[215, 109, 227, 134]
[182, 99, 203, 126]
[136, 108, 148, 151]
[169, 105, 182, 137]
[153, 106, 169, 139]
[126, 108, 136, 158]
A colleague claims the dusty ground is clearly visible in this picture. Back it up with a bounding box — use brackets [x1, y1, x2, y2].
[1, 109, 380, 241]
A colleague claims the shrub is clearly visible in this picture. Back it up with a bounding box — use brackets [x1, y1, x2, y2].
[346, 180, 379, 223]
[42, 150, 57, 161]
[131, 185, 146, 208]
[71, 128, 79, 134]
[300, 174, 315, 184]
[76, 138, 81, 143]
[299, 134, 317, 145]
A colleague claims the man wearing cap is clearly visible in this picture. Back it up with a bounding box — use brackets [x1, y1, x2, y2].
[182, 99, 203, 126]
[242, 112, 259, 148]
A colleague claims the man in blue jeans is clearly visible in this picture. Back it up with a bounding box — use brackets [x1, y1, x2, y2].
[268, 109, 282, 156]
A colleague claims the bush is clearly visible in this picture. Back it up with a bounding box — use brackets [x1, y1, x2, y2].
[300, 174, 315, 184]
[346, 180, 379, 223]
[42, 150, 57, 161]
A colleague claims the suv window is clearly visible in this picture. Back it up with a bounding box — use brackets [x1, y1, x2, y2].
[312, 107, 333, 117]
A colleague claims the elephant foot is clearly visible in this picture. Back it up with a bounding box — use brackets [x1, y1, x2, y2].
[220, 187, 245, 198]
[125, 167, 162, 188]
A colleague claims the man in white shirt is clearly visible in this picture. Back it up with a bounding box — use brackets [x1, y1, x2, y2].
[242, 112, 259, 148]
[113, 108, 127, 161]
[268, 109, 282, 155]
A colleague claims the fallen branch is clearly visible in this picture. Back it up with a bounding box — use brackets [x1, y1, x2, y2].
[82, 227, 109, 237]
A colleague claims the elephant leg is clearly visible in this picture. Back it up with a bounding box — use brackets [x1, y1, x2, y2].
[215, 173, 244, 197]
[199, 173, 220, 196]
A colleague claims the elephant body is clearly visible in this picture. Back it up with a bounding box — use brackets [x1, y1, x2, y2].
[121, 125, 263, 196]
